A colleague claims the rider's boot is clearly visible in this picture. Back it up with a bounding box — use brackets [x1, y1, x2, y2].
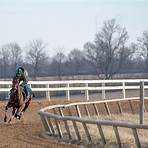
[25, 96, 30, 103]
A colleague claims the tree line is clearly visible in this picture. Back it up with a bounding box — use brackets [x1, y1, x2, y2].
[0, 18, 148, 79]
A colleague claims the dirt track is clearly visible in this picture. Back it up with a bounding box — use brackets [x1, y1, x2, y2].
[0, 98, 148, 148]
[0, 100, 79, 148]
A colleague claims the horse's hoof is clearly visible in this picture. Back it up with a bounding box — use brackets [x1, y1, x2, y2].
[16, 115, 20, 119]
[16, 114, 21, 120]
[4, 116, 7, 122]
[8, 120, 11, 123]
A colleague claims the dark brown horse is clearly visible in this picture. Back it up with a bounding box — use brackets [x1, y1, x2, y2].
[4, 77, 32, 123]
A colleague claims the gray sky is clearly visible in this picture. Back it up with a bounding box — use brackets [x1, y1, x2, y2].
[0, 0, 148, 54]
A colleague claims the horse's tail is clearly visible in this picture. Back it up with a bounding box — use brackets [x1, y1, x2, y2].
[4, 105, 8, 122]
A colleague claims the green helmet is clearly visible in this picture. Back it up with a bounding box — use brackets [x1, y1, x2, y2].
[16, 67, 24, 77]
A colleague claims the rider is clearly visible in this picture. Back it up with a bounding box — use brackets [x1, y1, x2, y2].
[14, 66, 32, 100]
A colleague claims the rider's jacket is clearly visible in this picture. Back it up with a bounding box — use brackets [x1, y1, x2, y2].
[15, 67, 28, 86]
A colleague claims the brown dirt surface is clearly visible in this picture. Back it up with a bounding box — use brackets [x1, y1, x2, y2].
[0, 98, 148, 148]
[0, 99, 80, 148]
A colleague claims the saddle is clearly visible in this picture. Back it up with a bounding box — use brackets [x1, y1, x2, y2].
[20, 86, 35, 100]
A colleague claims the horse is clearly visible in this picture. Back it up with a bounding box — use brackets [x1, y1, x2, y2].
[4, 77, 32, 123]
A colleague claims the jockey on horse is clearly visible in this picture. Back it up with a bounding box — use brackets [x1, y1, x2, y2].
[14, 66, 32, 101]
[4, 67, 34, 122]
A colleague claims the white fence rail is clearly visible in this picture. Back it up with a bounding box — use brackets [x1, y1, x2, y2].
[0, 79, 148, 100]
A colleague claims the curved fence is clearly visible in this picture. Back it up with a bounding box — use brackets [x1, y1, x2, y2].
[39, 98, 148, 148]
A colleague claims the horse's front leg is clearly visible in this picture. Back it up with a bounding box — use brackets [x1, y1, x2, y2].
[8, 107, 16, 123]
[4, 102, 12, 122]
[4, 106, 8, 122]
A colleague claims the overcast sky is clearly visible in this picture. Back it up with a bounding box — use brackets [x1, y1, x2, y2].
[0, 0, 148, 54]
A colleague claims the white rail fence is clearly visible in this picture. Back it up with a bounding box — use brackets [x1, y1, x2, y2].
[0, 79, 148, 100]
[38, 98, 148, 148]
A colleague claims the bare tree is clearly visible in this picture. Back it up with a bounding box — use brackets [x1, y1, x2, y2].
[0, 44, 11, 78]
[68, 49, 85, 75]
[8, 42, 22, 71]
[26, 40, 48, 79]
[137, 31, 148, 73]
[52, 51, 66, 80]
[84, 19, 130, 79]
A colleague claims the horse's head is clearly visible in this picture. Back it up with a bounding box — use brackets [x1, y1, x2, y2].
[12, 77, 20, 91]
[8, 77, 20, 103]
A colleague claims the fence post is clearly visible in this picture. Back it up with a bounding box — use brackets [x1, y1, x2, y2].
[66, 83, 70, 101]
[46, 84, 50, 101]
[85, 83, 89, 100]
[8, 84, 11, 89]
[122, 82, 126, 99]
[102, 83, 105, 99]
[140, 81, 144, 124]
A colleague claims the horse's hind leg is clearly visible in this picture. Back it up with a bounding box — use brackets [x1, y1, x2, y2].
[15, 103, 25, 120]
[17, 99, 31, 120]
[16, 98, 31, 120]
[22, 98, 31, 113]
